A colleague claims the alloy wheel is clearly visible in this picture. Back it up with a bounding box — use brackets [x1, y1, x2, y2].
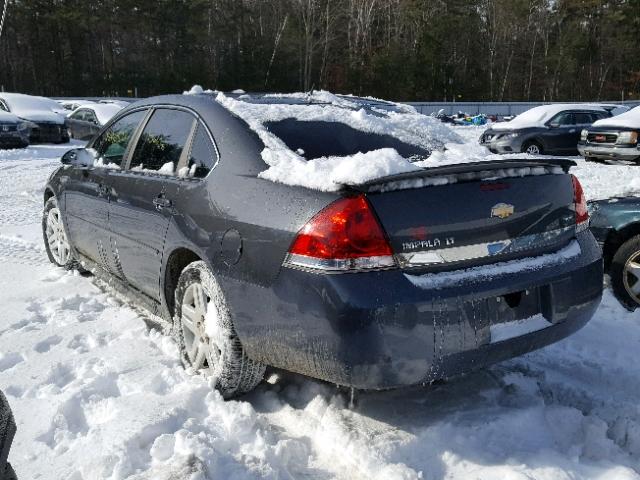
[45, 207, 71, 265]
[623, 250, 640, 305]
[525, 144, 540, 155]
[181, 282, 221, 373]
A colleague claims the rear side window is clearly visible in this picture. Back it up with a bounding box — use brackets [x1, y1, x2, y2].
[574, 112, 593, 124]
[94, 109, 147, 167]
[592, 112, 608, 121]
[183, 123, 216, 178]
[130, 109, 195, 174]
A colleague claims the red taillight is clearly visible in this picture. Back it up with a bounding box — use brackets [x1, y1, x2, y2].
[571, 174, 589, 230]
[286, 195, 396, 272]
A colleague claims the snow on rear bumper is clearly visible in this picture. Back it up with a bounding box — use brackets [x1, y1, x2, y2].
[226, 231, 603, 390]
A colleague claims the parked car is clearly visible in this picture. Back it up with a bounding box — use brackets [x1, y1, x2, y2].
[66, 103, 123, 141]
[578, 106, 640, 163]
[42, 93, 602, 398]
[0, 390, 17, 479]
[0, 110, 30, 148]
[480, 104, 611, 155]
[589, 196, 640, 310]
[57, 99, 98, 111]
[0, 93, 69, 143]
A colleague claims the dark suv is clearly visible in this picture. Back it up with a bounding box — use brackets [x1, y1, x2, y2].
[481, 105, 612, 155]
[42, 93, 603, 398]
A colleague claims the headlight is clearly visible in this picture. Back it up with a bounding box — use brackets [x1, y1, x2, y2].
[506, 132, 519, 138]
[616, 131, 638, 144]
[580, 129, 588, 141]
[17, 122, 28, 131]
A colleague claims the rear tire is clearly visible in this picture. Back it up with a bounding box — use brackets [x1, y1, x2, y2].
[522, 141, 543, 155]
[42, 197, 80, 270]
[173, 261, 265, 398]
[610, 235, 640, 311]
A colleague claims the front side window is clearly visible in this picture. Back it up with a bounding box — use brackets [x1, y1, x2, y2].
[129, 109, 195, 174]
[183, 123, 217, 178]
[93, 109, 147, 167]
[70, 109, 87, 121]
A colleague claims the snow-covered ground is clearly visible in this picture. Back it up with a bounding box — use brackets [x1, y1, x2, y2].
[1, 131, 640, 480]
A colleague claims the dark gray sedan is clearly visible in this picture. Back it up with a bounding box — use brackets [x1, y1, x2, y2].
[42, 93, 602, 398]
[481, 105, 611, 155]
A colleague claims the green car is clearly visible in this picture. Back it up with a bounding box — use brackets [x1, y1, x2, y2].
[590, 196, 640, 310]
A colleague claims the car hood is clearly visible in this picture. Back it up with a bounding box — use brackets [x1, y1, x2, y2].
[0, 111, 20, 124]
[591, 106, 640, 130]
[17, 110, 65, 124]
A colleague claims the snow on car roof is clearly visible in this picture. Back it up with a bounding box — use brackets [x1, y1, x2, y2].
[215, 90, 464, 191]
[71, 103, 123, 125]
[0, 92, 66, 116]
[491, 103, 608, 131]
[591, 105, 640, 129]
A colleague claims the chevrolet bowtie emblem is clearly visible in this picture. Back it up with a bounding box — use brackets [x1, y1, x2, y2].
[491, 203, 515, 219]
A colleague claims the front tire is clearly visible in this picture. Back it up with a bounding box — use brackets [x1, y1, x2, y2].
[42, 197, 79, 270]
[610, 235, 640, 311]
[173, 261, 265, 398]
[522, 141, 543, 155]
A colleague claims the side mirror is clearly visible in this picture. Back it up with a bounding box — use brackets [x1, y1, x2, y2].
[548, 122, 560, 129]
[61, 148, 96, 167]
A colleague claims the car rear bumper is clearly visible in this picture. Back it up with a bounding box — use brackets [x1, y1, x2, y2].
[578, 143, 640, 161]
[226, 230, 602, 389]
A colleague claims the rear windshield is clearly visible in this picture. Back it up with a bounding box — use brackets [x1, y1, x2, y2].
[264, 119, 432, 161]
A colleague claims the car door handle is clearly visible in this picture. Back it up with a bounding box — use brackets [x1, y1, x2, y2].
[153, 196, 173, 211]
[569, 129, 576, 133]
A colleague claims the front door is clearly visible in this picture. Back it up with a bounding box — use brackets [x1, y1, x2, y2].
[65, 109, 148, 269]
[107, 107, 196, 302]
[545, 112, 577, 153]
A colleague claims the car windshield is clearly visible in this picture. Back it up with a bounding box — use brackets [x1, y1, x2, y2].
[265, 118, 432, 161]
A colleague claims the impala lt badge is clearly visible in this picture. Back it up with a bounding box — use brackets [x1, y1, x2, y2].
[491, 203, 515, 219]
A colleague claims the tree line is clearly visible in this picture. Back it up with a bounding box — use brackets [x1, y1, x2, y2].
[0, 0, 639, 102]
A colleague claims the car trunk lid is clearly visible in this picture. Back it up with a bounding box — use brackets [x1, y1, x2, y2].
[360, 159, 578, 272]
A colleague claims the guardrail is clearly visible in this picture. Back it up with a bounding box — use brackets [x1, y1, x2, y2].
[406, 101, 640, 117]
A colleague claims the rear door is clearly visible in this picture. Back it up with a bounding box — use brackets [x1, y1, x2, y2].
[572, 112, 596, 152]
[106, 107, 197, 302]
[64, 110, 147, 266]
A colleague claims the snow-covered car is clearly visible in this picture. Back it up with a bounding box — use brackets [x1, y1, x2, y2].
[99, 99, 133, 108]
[480, 104, 611, 155]
[57, 99, 98, 111]
[0, 93, 70, 143]
[0, 110, 30, 148]
[66, 103, 124, 141]
[578, 106, 640, 163]
[42, 92, 602, 398]
[589, 196, 640, 310]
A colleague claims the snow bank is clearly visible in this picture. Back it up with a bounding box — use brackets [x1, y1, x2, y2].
[592, 105, 640, 129]
[215, 91, 463, 191]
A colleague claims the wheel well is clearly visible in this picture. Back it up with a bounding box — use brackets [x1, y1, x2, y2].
[164, 248, 201, 317]
[603, 223, 640, 271]
[44, 188, 54, 204]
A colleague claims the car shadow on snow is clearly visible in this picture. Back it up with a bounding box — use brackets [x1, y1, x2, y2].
[244, 362, 639, 479]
